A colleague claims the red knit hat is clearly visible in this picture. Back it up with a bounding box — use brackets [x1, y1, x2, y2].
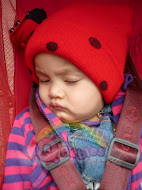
[11, 1, 133, 104]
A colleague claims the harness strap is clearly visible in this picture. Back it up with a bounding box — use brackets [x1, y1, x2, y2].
[29, 83, 87, 190]
[100, 54, 142, 190]
[100, 87, 142, 190]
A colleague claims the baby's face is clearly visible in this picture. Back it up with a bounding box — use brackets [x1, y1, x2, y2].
[35, 53, 104, 123]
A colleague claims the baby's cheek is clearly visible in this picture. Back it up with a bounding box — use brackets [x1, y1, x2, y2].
[39, 87, 49, 104]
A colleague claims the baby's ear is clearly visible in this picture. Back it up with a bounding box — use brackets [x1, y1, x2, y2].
[9, 8, 47, 48]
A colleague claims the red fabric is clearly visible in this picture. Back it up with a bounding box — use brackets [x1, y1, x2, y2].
[10, 19, 38, 48]
[128, 0, 142, 79]
[25, 1, 132, 104]
[16, 0, 75, 19]
[0, 1, 15, 188]
[14, 47, 32, 115]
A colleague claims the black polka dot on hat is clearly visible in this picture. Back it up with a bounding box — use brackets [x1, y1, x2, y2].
[89, 37, 101, 49]
[100, 81, 108, 91]
[46, 42, 58, 52]
[14, 20, 20, 27]
[9, 28, 14, 34]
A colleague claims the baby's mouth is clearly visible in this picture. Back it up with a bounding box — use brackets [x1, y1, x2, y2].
[49, 103, 65, 111]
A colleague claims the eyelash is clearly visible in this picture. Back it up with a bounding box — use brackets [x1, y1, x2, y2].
[39, 80, 50, 83]
[65, 80, 79, 84]
[39, 80, 79, 84]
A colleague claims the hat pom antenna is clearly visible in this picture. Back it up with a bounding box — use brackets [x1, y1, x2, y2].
[9, 8, 47, 48]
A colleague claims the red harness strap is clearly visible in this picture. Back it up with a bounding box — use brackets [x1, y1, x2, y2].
[100, 87, 142, 190]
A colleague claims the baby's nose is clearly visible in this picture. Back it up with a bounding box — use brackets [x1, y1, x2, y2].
[48, 83, 64, 99]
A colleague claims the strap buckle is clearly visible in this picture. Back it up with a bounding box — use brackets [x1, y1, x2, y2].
[107, 138, 140, 169]
[38, 137, 70, 170]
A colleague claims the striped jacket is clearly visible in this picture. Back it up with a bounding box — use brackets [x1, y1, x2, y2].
[3, 75, 142, 190]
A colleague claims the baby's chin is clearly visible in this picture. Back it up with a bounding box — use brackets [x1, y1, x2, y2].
[54, 111, 98, 123]
[60, 116, 101, 124]
[57, 114, 83, 123]
[59, 117, 82, 123]
[57, 112, 100, 123]
[52, 112, 74, 123]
